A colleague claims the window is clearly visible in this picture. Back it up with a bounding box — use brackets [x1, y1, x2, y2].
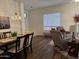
[43, 13, 61, 30]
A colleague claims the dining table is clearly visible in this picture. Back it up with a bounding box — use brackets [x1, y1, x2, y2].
[0, 37, 16, 53]
[0, 32, 33, 53]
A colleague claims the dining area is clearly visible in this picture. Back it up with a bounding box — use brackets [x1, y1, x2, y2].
[0, 31, 34, 59]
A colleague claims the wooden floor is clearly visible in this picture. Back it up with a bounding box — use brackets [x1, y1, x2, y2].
[27, 36, 54, 59]
[16, 36, 77, 59]
[9, 36, 77, 59]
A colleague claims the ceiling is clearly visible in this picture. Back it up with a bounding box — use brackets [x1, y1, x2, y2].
[17, 0, 72, 10]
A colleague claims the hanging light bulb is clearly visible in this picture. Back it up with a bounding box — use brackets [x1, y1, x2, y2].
[11, 12, 21, 21]
[14, 12, 21, 20]
[11, 1, 21, 21]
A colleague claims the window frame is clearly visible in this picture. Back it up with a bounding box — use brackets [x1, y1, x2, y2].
[43, 13, 61, 30]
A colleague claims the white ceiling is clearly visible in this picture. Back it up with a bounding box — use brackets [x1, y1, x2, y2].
[17, 0, 72, 10]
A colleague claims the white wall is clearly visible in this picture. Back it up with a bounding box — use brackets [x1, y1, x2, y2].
[29, 2, 79, 35]
[60, 2, 78, 30]
[0, 0, 21, 34]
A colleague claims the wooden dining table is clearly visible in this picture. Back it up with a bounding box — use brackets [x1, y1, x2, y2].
[0, 38, 16, 54]
[0, 32, 33, 53]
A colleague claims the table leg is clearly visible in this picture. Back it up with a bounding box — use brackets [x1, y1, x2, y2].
[4, 46, 8, 54]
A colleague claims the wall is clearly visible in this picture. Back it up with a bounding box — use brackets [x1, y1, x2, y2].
[29, 6, 62, 35]
[0, 0, 21, 34]
[60, 2, 78, 30]
[29, 2, 79, 35]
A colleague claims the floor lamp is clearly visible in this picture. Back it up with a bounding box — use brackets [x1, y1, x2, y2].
[70, 25, 76, 42]
[72, 32, 76, 42]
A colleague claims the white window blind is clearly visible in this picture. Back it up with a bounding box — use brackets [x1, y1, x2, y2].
[43, 13, 61, 30]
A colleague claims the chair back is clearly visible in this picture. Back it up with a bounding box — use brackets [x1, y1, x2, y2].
[3, 31, 11, 38]
[27, 32, 34, 46]
[51, 30, 68, 50]
[51, 30, 62, 45]
[16, 34, 27, 52]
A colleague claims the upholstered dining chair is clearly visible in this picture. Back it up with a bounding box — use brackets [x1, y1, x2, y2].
[51, 30, 78, 59]
[3, 31, 11, 38]
[50, 30, 68, 51]
[7, 34, 28, 59]
[26, 32, 34, 53]
[51, 30, 68, 59]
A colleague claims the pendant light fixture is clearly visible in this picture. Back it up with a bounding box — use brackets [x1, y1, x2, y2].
[11, 1, 21, 21]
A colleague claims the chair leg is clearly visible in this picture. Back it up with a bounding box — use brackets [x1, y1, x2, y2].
[23, 48, 27, 59]
[30, 45, 32, 53]
[52, 51, 56, 59]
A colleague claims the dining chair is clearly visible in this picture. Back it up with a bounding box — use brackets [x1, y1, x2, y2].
[50, 30, 68, 50]
[7, 34, 28, 59]
[26, 32, 34, 53]
[0, 51, 11, 59]
[50, 30, 78, 59]
[3, 31, 11, 38]
[0, 32, 3, 39]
